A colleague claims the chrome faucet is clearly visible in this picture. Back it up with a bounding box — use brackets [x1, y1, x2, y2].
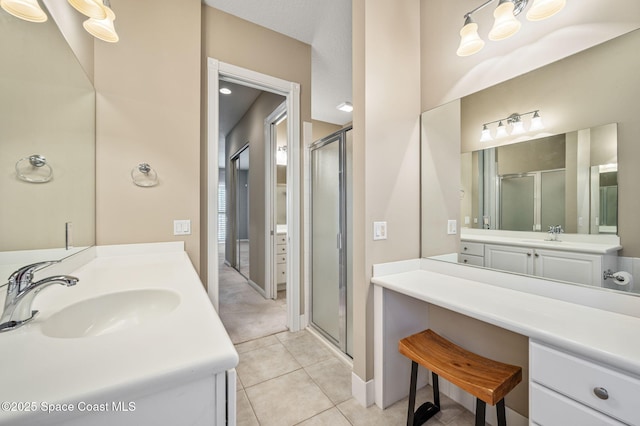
[0, 261, 78, 332]
[547, 225, 564, 241]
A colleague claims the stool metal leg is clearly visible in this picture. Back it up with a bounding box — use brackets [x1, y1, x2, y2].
[496, 399, 506, 426]
[432, 372, 440, 409]
[407, 361, 418, 426]
[475, 399, 486, 426]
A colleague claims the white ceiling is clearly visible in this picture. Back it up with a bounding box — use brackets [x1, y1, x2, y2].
[203, 0, 353, 126]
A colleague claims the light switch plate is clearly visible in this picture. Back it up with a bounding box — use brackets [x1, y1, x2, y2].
[373, 221, 387, 240]
[174, 219, 191, 235]
[447, 220, 457, 235]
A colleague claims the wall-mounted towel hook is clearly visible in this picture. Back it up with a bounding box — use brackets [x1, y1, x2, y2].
[131, 162, 158, 187]
[15, 154, 53, 183]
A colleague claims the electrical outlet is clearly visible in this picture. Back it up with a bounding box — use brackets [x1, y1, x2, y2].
[173, 220, 191, 235]
[447, 220, 457, 235]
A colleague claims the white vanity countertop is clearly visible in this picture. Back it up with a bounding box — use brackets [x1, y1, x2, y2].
[372, 260, 640, 377]
[460, 231, 621, 254]
[0, 242, 238, 424]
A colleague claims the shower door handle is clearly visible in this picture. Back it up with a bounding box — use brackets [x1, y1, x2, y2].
[337, 233, 342, 250]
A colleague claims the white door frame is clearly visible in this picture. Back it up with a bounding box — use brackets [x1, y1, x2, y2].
[265, 102, 287, 300]
[207, 58, 302, 332]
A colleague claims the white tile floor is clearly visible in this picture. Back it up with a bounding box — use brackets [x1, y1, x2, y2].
[218, 244, 476, 425]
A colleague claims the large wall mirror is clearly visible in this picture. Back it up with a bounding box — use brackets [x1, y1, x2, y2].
[0, 8, 95, 277]
[462, 123, 617, 235]
[421, 28, 640, 296]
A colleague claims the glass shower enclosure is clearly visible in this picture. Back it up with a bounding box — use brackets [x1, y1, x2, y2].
[309, 127, 353, 356]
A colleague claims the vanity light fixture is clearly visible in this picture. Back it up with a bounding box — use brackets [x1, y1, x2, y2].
[68, 0, 106, 19]
[480, 110, 544, 142]
[456, 0, 566, 56]
[2, 0, 119, 42]
[83, 0, 118, 43]
[337, 102, 353, 112]
[0, 0, 47, 23]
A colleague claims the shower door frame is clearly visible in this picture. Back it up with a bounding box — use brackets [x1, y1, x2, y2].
[306, 127, 352, 354]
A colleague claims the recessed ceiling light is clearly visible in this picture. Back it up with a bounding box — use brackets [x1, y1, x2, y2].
[337, 102, 353, 112]
[219, 88, 232, 95]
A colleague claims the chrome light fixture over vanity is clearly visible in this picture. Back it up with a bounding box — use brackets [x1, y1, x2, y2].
[480, 110, 544, 142]
[457, 0, 566, 56]
[0, 0, 119, 42]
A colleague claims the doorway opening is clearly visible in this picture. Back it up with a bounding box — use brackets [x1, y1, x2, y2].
[207, 59, 302, 338]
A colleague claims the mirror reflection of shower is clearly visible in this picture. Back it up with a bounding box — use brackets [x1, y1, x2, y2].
[231, 145, 250, 279]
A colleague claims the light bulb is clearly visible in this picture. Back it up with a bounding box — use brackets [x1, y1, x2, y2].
[511, 119, 525, 135]
[488, 0, 521, 41]
[456, 16, 485, 57]
[1, 0, 47, 23]
[529, 111, 545, 131]
[83, 4, 118, 43]
[480, 125, 493, 142]
[68, 0, 106, 19]
[526, 0, 566, 21]
[495, 121, 508, 138]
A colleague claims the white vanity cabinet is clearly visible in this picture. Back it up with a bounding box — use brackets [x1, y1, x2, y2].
[484, 243, 608, 286]
[459, 241, 484, 266]
[530, 341, 640, 426]
[276, 232, 287, 287]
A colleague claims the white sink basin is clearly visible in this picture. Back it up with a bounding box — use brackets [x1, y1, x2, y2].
[41, 289, 180, 338]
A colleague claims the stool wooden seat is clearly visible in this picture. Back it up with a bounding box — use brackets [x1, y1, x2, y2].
[399, 329, 522, 426]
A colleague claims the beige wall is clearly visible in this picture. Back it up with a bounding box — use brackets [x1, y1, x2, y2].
[94, 0, 202, 268]
[352, 0, 422, 382]
[43, 0, 94, 82]
[201, 6, 312, 286]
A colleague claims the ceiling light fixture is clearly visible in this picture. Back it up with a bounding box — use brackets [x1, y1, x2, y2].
[479, 110, 544, 142]
[456, 0, 566, 56]
[219, 88, 232, 95]
[0, 0, 47, 23]
[337, 102, 353, 112]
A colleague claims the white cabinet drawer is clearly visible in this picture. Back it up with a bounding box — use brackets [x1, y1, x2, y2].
[531, 342, 640, 425]
[276, 254, 287, 264]
[277, 263, 287, 284]
[530, 382, 625, 426]
[276, 233, 287, 244]
[459, 254, 484, 267]
[460, 241, 484, 256]
[276, 244, 287, 255]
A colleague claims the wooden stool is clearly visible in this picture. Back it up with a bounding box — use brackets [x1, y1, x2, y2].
[399, 329, 522, 426]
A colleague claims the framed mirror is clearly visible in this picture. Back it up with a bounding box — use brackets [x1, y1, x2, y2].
[0, 7, 95, 278]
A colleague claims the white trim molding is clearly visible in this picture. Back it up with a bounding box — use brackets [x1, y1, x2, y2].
[207, 58, 302, 332]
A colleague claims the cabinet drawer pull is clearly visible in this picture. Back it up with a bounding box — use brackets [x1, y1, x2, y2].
[593, 387, 609, 400]
[527, 252, 532, 257]
[463, 259, 468, 263]
[535, 253, 539, 258]
[463, 247, 468, 251]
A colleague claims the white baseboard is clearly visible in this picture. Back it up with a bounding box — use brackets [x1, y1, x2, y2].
[352, 373, 375, 408]
[247, 279, 266, 298]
